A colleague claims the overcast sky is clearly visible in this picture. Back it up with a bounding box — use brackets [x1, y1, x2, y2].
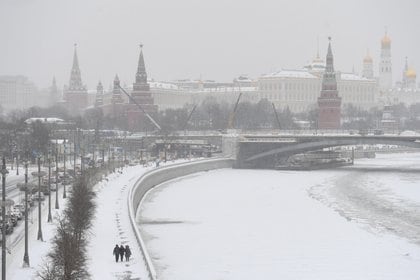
[0, 0, 419, 89]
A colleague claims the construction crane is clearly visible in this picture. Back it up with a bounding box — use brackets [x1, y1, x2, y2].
[272, 103, 281, 130]
[227, 92, 243, 129]
[182, 104, 197, 132]
[117, 84, 162, 131]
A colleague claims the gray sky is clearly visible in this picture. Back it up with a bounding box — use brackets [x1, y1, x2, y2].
[0, 0, 419, 89]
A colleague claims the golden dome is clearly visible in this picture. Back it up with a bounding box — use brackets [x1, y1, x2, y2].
[406, 68, 416, 78]
[363, 54, 373, 63]
[381, 34, 391, 46]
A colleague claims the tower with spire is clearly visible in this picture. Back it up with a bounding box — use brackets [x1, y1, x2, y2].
[127, 44, 158, 130]
[63, 44, 88, 114]
[95, 81, 104, 107]
[131, 44, 152, 102]
[379, 31, 392, 91]
[362, 49, 374, 79]
[112, 74, 124, 104]
[317, 37, 342, 129]
[49, 76, 60, 105]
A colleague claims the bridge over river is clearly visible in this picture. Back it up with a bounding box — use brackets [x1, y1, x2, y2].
[112, 130, 420, 169]
[235, 134, 420, 168]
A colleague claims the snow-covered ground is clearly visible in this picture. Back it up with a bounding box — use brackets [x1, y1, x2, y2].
[87, 159, 196, 279]
[4, 158, 195, 279]
[140, 153, 420, 280]
[87, 166, 152, 280]
[6, 184, 68, 279]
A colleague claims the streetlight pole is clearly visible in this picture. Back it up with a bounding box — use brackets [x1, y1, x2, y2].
[55, 140, 59, 210]
[63, 138, 66, 199]
[1, 157, 8, 280]
[16, 150, 19, 176]
[73, 128, 76, 177]
[36, 157, 43, 241]
[47, 156, 52, 222]
[19, 162, 34, 267]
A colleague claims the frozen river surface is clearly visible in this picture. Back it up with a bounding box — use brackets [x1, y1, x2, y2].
[139, 153, 420, 280]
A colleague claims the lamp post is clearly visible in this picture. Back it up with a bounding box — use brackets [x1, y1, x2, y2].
[17, 163, 35, 268]
[32, 157, 46, 241]
[73, 128, 77, 178]
[55, 139, 59, 210]
[15, 145, 19, 176]
[1, 157, 9, 280]
[47, 156, 52, 222]
[63, 138, 67, 199]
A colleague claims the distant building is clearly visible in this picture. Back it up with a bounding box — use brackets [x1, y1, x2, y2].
[379, 32, 392, 91]
[97, 45, 158, 131]
[383, 56, 419, 107]
[49, 77, 60, 106]
[380, 105, 398, 133]
[0, 75, 37, 112]
[95, 81, 104, 107]
[362, 50, 374, 79]
[63, 44, 88, 114]
[126, 45, 158, 130]
[258, 67, 377, 113]
[317, 38, 342, 129]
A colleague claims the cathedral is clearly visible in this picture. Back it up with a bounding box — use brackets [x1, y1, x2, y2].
[377, 32, 419, 107]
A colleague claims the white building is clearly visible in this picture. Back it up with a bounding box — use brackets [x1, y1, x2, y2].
[258, 66, 377, 113]
[379, 32, 393, 91]
[385, 58, 419, 106]
[0, 75, 38, 112]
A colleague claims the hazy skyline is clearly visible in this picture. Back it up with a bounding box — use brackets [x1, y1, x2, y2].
[0, 0, 419, 89]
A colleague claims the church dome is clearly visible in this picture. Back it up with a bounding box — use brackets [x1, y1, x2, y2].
[381, 34, 391, 47]
[406, 68, 416, 78]
[363, 54, 373, 63]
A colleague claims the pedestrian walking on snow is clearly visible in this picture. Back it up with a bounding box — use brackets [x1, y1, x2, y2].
[125, 245, 132, 261]
[119, 245, 125, 262]
[113, 244, 119, 262]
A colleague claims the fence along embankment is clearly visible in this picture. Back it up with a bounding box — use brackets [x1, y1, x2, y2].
[128, 158, 234, 280]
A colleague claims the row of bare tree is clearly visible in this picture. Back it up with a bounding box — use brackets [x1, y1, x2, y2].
[2, 99, 420, 135]
[37, 166, 115, 279]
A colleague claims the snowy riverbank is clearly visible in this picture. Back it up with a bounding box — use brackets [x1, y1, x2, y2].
[140, 153, 420, 280]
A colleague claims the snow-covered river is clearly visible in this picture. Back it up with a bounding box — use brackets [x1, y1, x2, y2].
[139, 153, 420, 280]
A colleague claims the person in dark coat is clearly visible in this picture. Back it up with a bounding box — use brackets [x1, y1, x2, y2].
[125, 245, 132, 261]
[113, 244, 119, 262]
[119, 245, 125, 262]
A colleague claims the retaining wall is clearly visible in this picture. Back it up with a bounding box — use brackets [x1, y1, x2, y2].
[128, 158, 234, 280]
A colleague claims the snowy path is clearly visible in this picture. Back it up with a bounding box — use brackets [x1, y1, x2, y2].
[87, 166, 152, 280]
[88, 160, 193, 279]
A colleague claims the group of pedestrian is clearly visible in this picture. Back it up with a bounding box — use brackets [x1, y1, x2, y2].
[113, 244, 132, 262]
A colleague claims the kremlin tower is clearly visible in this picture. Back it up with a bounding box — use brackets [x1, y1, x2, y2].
[96, 45, 158, 131]
[63, 44, 88, 114]
[95, 81, 104, 107]
[126, 45, 158, 130]
[317, 37, 342, 129]
[379, 32, 392, 90]
[111, 74, 124, 104]
[49, 76, 59, 106]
